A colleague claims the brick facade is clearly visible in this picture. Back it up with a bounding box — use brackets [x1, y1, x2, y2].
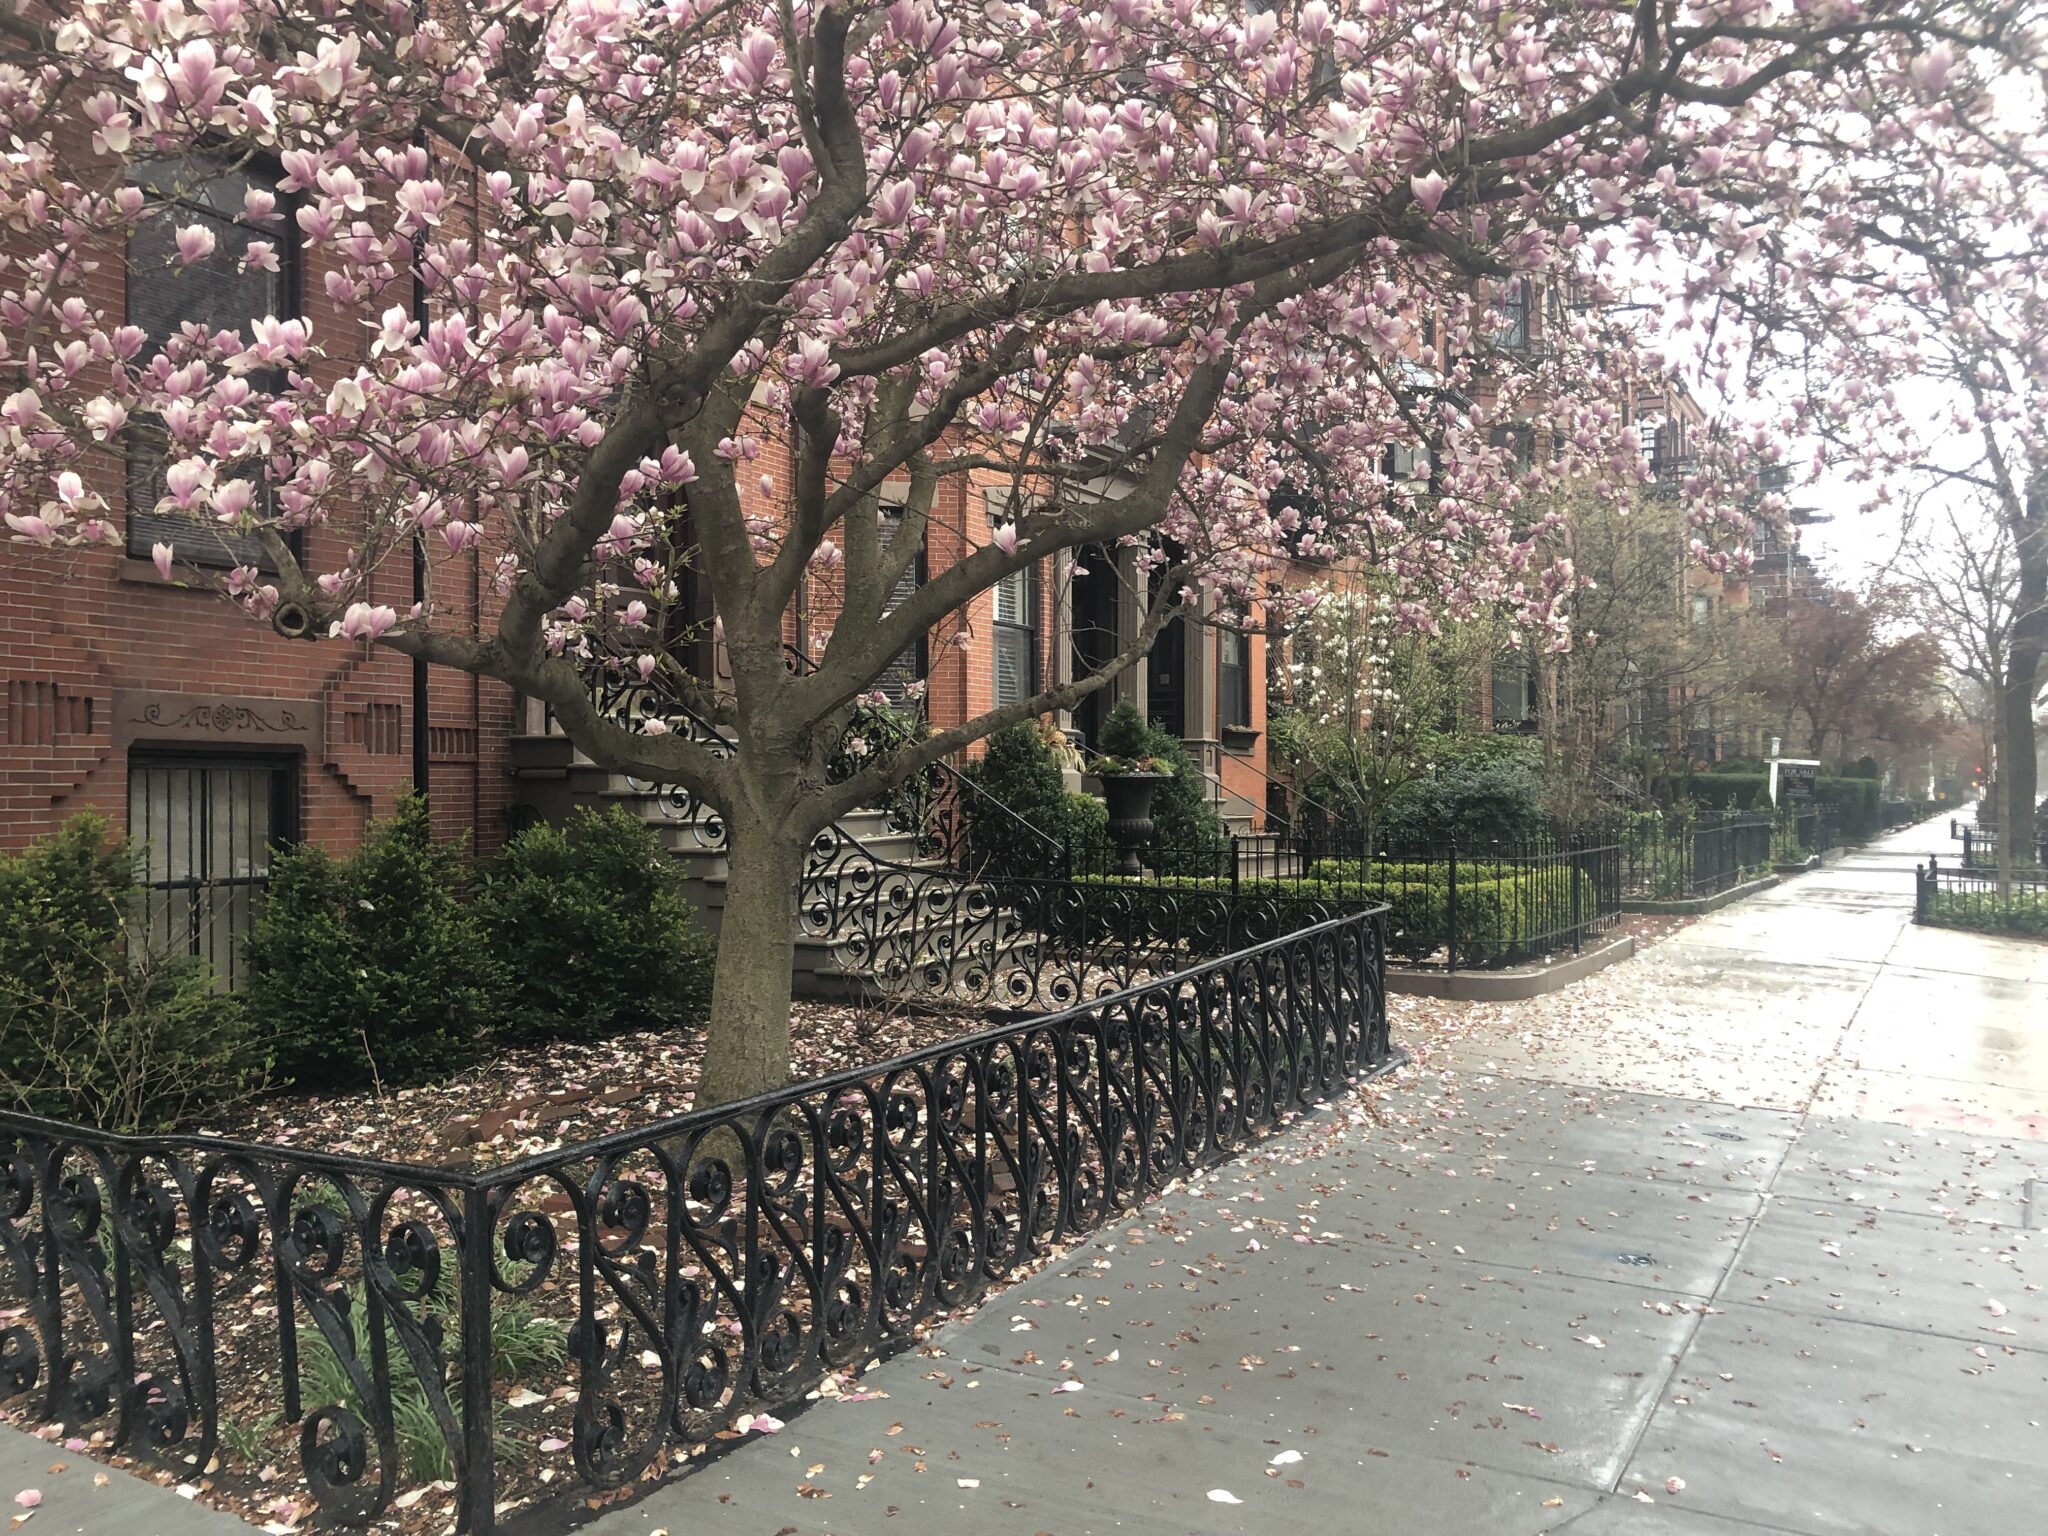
[0, 127, 514, 861]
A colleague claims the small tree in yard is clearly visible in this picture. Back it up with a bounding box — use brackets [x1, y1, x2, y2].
[1271, 585, 1487, 849]
[3, 4, 2046, 1105]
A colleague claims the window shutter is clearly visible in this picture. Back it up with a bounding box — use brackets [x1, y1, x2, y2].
[992, 565, 1036, 708]
[873, 510, 925, 702]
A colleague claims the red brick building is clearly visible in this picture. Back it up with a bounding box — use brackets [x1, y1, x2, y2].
[0, 147, 516, 984]
[4, 136, 1276, 994]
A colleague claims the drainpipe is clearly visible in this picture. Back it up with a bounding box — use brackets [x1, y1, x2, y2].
[408, 67, 430, 803]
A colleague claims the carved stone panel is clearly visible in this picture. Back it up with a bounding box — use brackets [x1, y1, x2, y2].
[112, 689, 323, 752]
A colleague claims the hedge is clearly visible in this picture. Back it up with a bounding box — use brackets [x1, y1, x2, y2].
[0, 814, 267, 1130]
[1687, 773, 1883, 838]
[1058, 868, 1600, 968]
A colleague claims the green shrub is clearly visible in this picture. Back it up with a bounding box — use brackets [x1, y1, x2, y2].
[0, 814, 266, 1130]
[1381, 758, 1550, 845]
[1812, 776, 1880, 838]
[1058, 864, 1599, 969]
[247, 795, 502, 1091]
[1924, 887, 2048, 939]
[963, 722, 1082, 877]
[476, 807, 714, 1046]
[1063, 790, 1115, 871]
[1095, 702, 1229, 874]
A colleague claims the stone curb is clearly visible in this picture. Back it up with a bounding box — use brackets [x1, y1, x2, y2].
[1621, 873, 1780, 917]
[1387, 931, 1635, 1002]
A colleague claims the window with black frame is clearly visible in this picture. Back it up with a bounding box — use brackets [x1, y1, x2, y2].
[125, 154, 295, 569]
[129, 753, 298, 991]
[993, 562, 1037, 708]
[1493, 276, 1530, 351]
[1218, 626, 1252, 732]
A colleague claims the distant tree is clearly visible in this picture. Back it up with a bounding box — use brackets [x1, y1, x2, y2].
[1755, 584, 1945, 773]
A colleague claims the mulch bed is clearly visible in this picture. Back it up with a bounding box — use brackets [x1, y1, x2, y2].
[218, 1000, 991, 1171]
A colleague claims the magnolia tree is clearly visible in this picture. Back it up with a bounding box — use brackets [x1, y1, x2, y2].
[1696, 14, 2048, 870]
[2, 1, 2044, 1104]
[1270, 583, 1490, 844]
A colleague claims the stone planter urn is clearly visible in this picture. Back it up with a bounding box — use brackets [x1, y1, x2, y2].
[1100, 771, 1170, 877]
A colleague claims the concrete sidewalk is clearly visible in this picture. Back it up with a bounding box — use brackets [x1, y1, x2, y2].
[580, 815, 2047, 1536]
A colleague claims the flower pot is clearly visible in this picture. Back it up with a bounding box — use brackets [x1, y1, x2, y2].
[1100, 771, 1169, 876]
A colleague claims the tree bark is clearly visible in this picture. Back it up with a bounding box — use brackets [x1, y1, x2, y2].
[694, 810, 807, 1110]
[2000, 479, 2047, 879]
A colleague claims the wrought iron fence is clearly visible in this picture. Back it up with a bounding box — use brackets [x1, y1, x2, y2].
[1958, 824, 2048, 871]
[0, 910, 1390, 1534]
[1619, 812, 1774, 901]
[1051, 828, 1620, 972]
[1914, 857, 2048, 937]
[1773, 805, 1835, 862]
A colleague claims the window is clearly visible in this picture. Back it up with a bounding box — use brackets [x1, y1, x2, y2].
[125, 155, 295, 568]
[1218, 627, 1252, 732]
[874, 505, 925, 703]
[129, 754, 297, 989]
[1493, 277, 1530, 350]
[1488, 423, 1534, 467]
[993, 563, 1037, 708]
[1492, 654, 1532, 729]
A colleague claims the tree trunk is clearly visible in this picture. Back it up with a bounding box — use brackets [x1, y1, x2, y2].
[2001, 655, 2042, 879]
[695, 810, 806, 1110]
[2002, 479, 2047, 880]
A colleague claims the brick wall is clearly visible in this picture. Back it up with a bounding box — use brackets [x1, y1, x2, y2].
[0, 128, 513, 859]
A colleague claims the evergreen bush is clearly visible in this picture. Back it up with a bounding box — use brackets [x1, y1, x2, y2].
[0, 814, 266, 1130]
[1380, 758, 1550, 845]
[963, 722, 1078, 877]
[247, 794, 502, 1091]
[476, 806, 714, 1045]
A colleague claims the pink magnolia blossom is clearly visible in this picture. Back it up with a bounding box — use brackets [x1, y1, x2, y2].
[152, 541, 174, 580]
[334, 602, 398, 642]
[0, 0, 2033, 862]
[174, 224, 217, 264]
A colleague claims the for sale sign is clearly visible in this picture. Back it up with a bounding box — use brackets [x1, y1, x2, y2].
[1770, 759, 1820, 805]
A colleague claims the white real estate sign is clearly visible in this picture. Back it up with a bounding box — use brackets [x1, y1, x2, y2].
[1769, 758, 1821, 807]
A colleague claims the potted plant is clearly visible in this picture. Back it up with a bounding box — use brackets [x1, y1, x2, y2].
[1094, 753, 1171, 876]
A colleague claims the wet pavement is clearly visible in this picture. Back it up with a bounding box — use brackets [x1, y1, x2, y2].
[8, 816, 2041, 1535]
[582, 814, 2047, 1536]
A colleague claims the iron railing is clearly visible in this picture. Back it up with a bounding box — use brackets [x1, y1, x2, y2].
[1619, 812, 1774, 901]
[1054, 828, 1621, 971]
[0, 909, 1391, 1533]
[1914, 857, 2048, 936]
[1958, 824, 2048, 871]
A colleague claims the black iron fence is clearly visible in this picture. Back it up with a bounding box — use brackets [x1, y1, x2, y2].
[1050, 828, 1621, 972]
[1914, 857, 2048, 938]
[1619, 812, 1775, 901]
[1957, 823, 2048, 871]
[0, 910, 1390, 1534]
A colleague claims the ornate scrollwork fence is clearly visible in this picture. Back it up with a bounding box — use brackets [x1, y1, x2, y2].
[0, 908, 1389, 1533]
